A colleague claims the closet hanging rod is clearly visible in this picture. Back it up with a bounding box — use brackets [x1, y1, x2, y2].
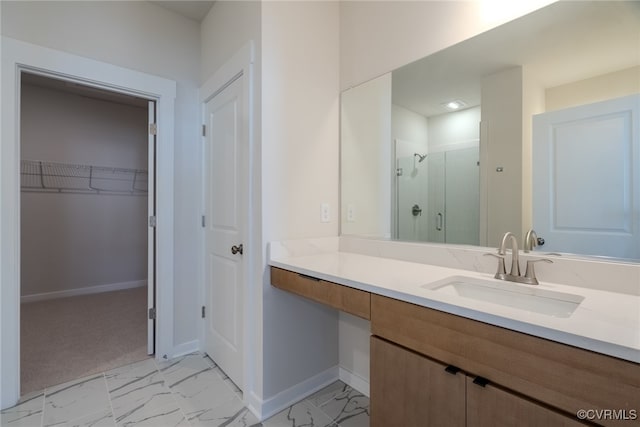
[20, 159, 148, 195]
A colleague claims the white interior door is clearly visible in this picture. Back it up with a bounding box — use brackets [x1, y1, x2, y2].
[204, 75, 245, 388]
[532, 94, 639, 259]
[147, 100, 156, 355]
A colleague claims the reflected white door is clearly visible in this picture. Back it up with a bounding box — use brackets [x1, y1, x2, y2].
[204, 75, 245, 388]
[147, 101, 156, 355]
[532, 94, 639, 259]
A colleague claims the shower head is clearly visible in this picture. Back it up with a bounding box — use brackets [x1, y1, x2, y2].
[414, 153, 427, 163]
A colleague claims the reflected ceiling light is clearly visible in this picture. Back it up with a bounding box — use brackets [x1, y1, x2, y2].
[442, 100, 466, 111]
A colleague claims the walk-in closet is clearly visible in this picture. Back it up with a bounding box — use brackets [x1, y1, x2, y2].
[19, 73, 153, 394]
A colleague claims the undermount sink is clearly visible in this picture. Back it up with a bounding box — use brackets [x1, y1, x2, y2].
[422, 276, 584, 318]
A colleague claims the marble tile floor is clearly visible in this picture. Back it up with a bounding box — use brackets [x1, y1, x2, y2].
[1, 352, 370, 427]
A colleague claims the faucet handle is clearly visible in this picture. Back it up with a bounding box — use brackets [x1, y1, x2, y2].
[484, 253, 506, 279]
[524, 258, 553, 285]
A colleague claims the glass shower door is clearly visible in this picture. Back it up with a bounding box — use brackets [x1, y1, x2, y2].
[396, 156, 428, 241]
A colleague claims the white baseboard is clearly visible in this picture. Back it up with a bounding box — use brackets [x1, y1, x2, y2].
[244, 390, 265, 422]
[21, 280, 147, 303]
[238, 366, 370, 421]
[171, 340, 200, 359]
[339, 366, 370, 397]
[256, 365, 340, 421]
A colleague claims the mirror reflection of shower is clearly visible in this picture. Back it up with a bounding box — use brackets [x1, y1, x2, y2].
[394, 140, 429, 241]
[392, 106, 481, 245]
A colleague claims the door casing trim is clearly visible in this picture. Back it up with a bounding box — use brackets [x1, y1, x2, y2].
[0, 36, 176, 409]
[199, 40, 257, 417]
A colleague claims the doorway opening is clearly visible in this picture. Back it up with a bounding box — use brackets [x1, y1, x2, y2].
[19, 72, 156, 395]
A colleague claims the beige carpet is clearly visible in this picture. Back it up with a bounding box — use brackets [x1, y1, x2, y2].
[20, 287, 149, 395]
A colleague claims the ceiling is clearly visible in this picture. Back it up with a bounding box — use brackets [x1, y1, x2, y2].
[149, 1, 215, 22]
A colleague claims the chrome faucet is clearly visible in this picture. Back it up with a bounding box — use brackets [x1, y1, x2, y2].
[485, 232, 553, 285]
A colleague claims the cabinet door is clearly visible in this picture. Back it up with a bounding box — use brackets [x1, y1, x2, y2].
[467, 376, 586, 427]
[371, 336, 465, 427]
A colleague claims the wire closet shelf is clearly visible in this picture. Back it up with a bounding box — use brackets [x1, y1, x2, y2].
[21, 160, 148, 195]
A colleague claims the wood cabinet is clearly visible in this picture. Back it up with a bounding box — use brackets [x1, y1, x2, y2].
[371, 336, 465, 427]
[270, 266, 639, 427]
[371, 294, 639, 427]
[270, 266, 371, 320]
[466, 376, 587, 427]
[372, 336, 586, 427]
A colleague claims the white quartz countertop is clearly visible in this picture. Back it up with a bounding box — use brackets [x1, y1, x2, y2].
[269, 251, 640, 364]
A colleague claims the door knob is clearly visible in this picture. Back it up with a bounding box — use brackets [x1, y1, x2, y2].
[231, 244, 243, 255]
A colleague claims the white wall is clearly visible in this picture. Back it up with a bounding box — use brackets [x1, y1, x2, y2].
[341, 74, 392, 238]
[522, 69, 546, 239]
[20, 84, 147, 297]
[392, 104, 429, 156]
[201, 1, 261, 84]
[546, 66, 640, 112]
[261, 0, 341, 405]
[338, 312, 370, 394]
[339, 0, 555, 90]
[481, 67, 523, 247]
[1, 0, 200, 351]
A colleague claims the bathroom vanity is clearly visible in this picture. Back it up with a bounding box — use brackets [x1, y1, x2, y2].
[269, 240, 640, 427]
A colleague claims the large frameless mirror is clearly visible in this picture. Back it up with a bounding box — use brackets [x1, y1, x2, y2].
[340, 1, 640, 261]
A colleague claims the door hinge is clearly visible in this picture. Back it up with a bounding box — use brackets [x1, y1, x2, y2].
[148, 307, 156, 320]
[202, 124, 206, 137]
[149, 216, 157, 227]
[149, 123, 157, 136]
[201, 306, 206, 318]
[201, 215, 206, 228]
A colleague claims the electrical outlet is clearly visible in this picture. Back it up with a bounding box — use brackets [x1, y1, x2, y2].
[347, 204, 356, 222]
[321, 203, 330, 223]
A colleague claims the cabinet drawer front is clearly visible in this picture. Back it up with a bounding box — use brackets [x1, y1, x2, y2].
[371, 294, 639, 426]
[271, 267, 370, 319]
[270, 267, 330, 304]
